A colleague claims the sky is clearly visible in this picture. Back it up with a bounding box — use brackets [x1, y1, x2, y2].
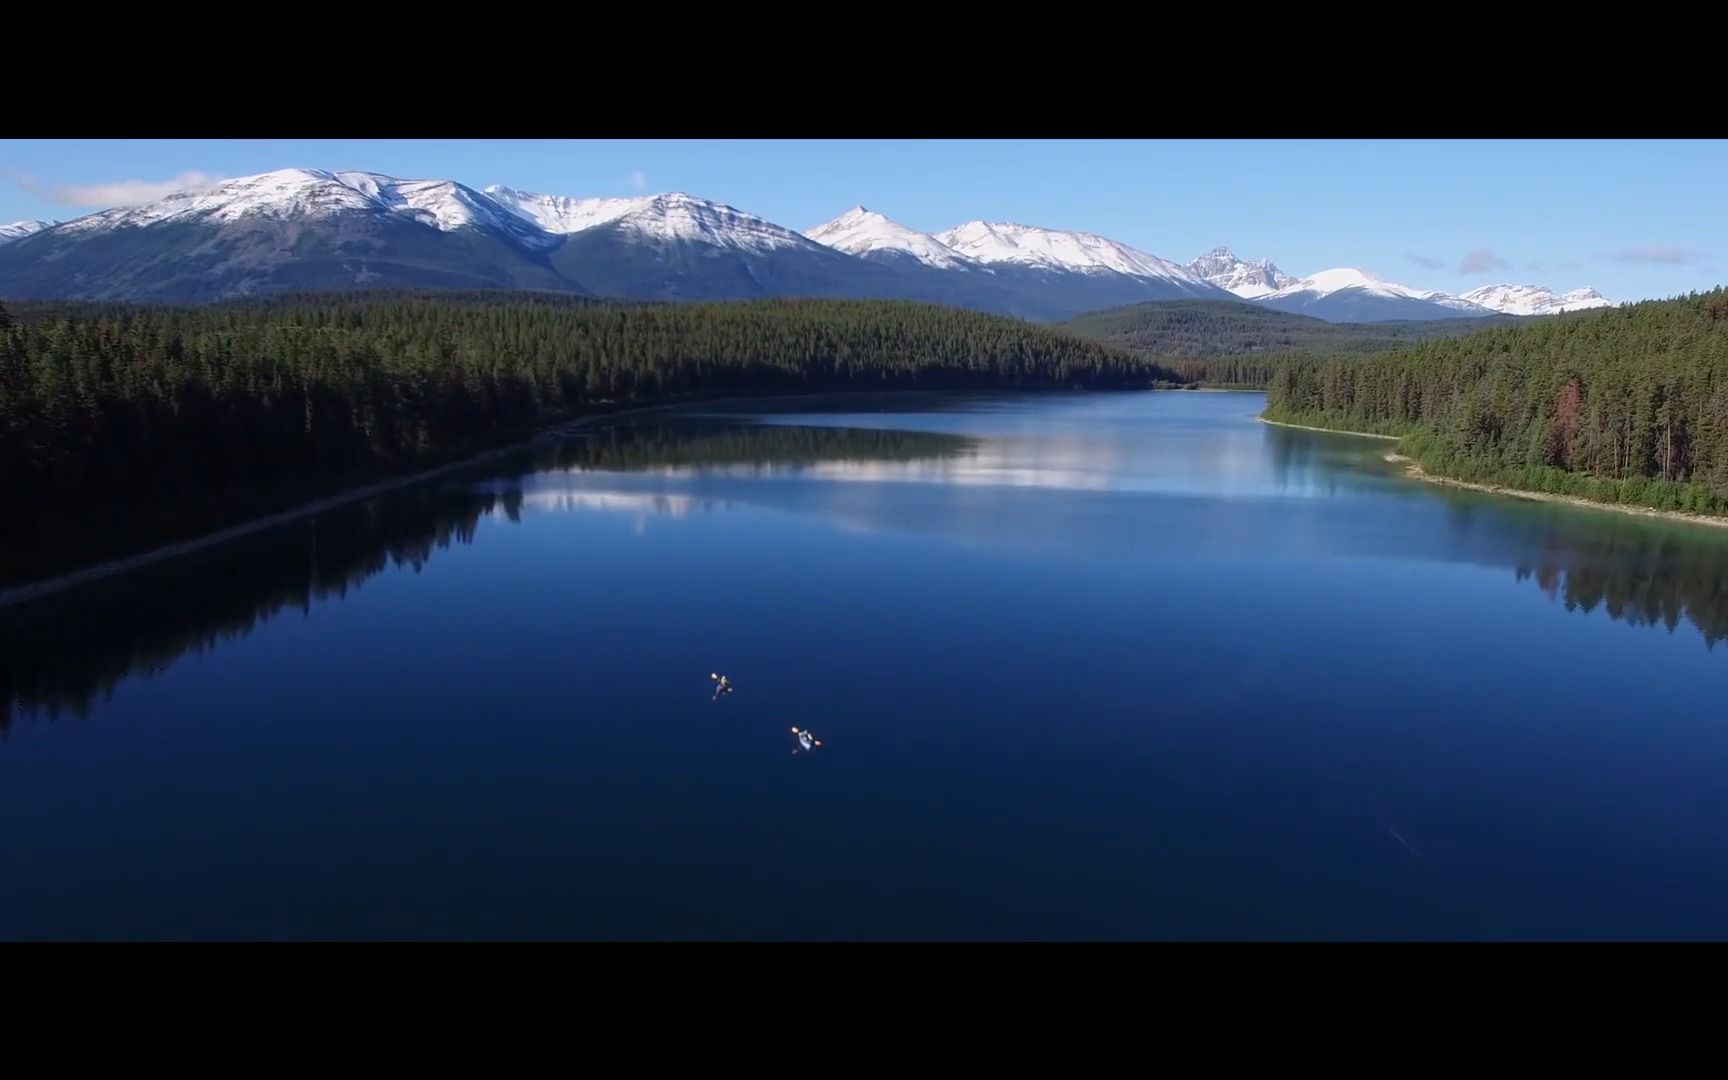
[2, 139, 1723, 302]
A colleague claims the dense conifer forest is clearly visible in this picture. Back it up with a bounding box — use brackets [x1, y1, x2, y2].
[1061, 299, 1511, 386]
[8, 286, 1727, 590]
[0, 292, 1172, 585]
[1264, 290, 1728, 515]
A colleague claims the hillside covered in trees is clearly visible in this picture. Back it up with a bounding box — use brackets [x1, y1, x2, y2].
[1061, 299, 1513, 386]
[1264, 290, 1728, 516]
[0, 292, 1177, 586]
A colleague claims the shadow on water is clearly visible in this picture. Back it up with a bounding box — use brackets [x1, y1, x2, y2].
[1265, 424, 1728, 650]
[0, 419, 976, 730]
[8, 408, 1728, 731]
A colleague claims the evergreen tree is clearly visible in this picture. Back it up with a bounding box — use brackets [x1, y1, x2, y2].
[0, 292, 1182, 585]
[1262, 289, 1728, 515]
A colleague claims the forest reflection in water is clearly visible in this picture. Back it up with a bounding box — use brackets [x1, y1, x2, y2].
[0, 419, 974, 728]
[7, 410, 1728, 731]
[1264, 423, 1728, 651]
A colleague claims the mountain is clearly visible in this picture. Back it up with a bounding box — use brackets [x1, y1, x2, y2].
[1253, 268, 1493, 322]
[1458, 284, 1616, 316]
[805, 209, 1238, 316]
[804, 207, 980, 271]
[0, 175, 1016, 310]
[0, 170, 573, 301]
[0, 169, 1615, 325]
[922, 219, 1236, 316]
[520, 191, 943, 303]
[935, 220, 1219, 292]
[1186, 246, 1295, 299]
[0, 221, 49, 245]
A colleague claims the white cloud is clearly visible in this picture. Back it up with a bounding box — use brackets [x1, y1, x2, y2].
[34, 171, 222, 209]
[630, 169, 647, 191]
[1611, 245, 1702, 265]
[1458, 248, 1511, 275]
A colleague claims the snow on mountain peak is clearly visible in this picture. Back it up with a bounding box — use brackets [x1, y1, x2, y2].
[484, 186, 649, 234]
[805, 207, 977, 270]
[483, 184, 649, 233]
[1187, 246, 1295, 299]
[0, 220, 50, 245]
[55, 169, 553, 246]
[1255, 267, 1498, 318]
[1459, 283, 1616, 316]
[935, 220, 1209, 285]
[487, 187, 820, 254]
[604, 192, 816, 253]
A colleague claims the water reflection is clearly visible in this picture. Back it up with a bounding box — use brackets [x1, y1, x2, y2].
[1510, 528, 1728, 648]
[1264, 424, 1728, 649]
[7, 401, 1728, 730]
[541, 420, 976, 475]
[0, 482, 512, 729]
[0, 420, 974, 729]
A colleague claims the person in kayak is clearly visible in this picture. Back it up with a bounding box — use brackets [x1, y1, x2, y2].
[710, 673, 733, 699]
[792, 727, 820, 751]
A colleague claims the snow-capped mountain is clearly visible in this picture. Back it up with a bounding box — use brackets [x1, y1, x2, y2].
[1458, 284, 1615, 316]
[1186, 246, 1295, 299]
[488, 187, 815, 256]
[805, 207, 979, 271]
[481, 187, 644, 235]
[936, 221, 1215, 290]
[0, 169, 576, 302]
[0, 167, 1615, 324]
[0, 220, 49, 245]
[1253, 268, 1494, 322]
[58, 169, 555, 249]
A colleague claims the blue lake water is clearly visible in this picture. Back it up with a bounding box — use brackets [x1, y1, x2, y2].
[3, 390, 1727, 939]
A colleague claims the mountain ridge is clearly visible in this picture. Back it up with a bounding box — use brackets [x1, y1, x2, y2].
[0, 169, 1618, 322]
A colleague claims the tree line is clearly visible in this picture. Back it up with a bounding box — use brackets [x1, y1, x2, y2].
[1060, 298, 1509, 386]
[1263, 289, 1728, 515]
[0, 292, 1178, 585]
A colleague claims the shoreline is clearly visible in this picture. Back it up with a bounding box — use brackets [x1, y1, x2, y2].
[1382, 453, 1728, 531]
[1256, 415, 1401, 440]
[1262, 411, 1728, 530]
[0, 384, 1169, 613]
[0, 390, 853, 613]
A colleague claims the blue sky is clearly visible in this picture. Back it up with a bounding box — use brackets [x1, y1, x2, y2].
[2, 139, 1721, 302]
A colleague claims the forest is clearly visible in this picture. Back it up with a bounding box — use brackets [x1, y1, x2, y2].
[0, 292, 1175, 585]
[1263, 290, 1728, 515]
[1061, 298, 1511, 386]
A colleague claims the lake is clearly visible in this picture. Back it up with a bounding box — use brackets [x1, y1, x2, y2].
[4, 390, 1728, 940]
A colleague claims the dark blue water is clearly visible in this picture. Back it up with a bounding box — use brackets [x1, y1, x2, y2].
[5, 390, 1728, 939]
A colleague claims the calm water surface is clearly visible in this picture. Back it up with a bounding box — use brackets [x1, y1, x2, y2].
[4, 390, 1727, 939]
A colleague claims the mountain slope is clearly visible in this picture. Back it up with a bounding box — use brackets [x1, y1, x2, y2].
[0, 169, 1619, 323]
[936, 220, 1219, 292]
[1459, 283, 1616, 316]
[805, 207, 980, 271]
[1254, 268, 1493, 322]
[539, 193, 946, 303]
[0, 170, 575, 301]
[1186, 246, 1295, 299]
[0, 221, 49, 245]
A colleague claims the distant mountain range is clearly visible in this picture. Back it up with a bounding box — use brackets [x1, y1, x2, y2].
[0, 169, 1618, 322]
